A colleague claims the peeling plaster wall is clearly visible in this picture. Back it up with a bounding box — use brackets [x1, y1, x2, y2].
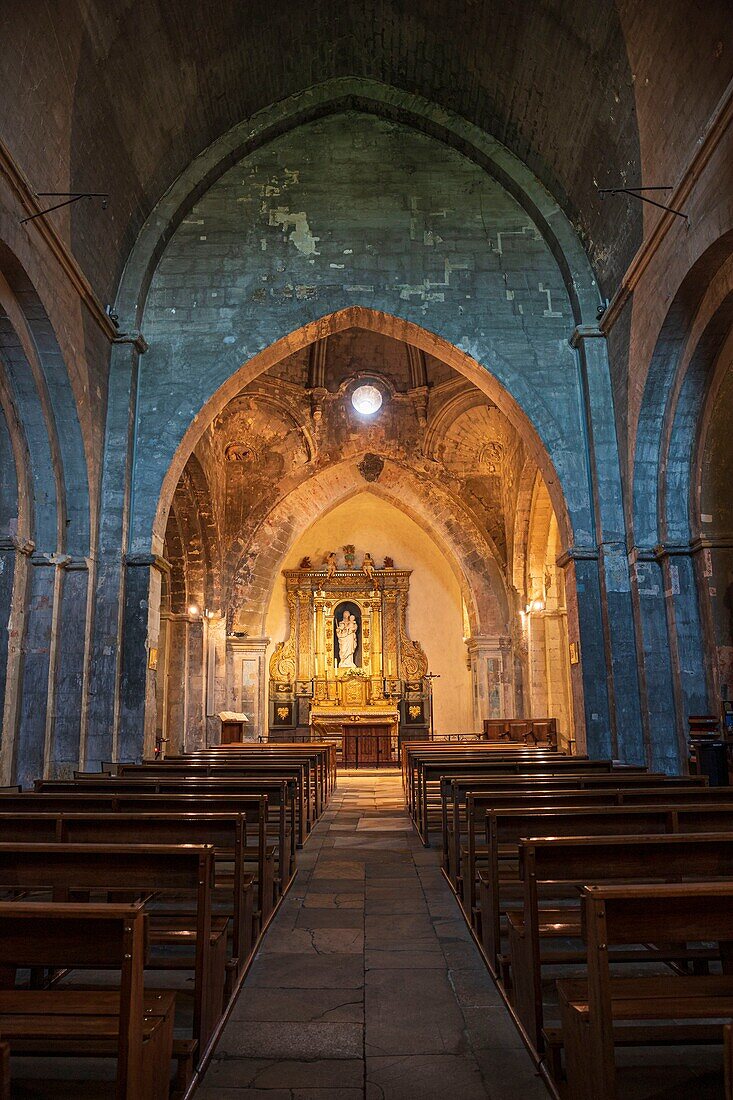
[265, 494, 473, 733]
[116, 107, 645, 763]
[138, 111, 587, 552]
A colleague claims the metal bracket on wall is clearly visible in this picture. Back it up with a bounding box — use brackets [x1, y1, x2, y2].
[20, 192, 109, 225]
[598, 186, 690, 226]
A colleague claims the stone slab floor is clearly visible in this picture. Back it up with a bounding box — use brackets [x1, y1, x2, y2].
[197, 771, 547, 1099]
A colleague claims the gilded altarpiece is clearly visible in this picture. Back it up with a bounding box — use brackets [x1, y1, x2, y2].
[268, 567, 429, 746]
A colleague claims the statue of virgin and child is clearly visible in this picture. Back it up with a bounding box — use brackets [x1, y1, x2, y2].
[336, 609, 358, 668]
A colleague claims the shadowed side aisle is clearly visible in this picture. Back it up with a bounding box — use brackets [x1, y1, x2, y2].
[197, 771, 547, 1099]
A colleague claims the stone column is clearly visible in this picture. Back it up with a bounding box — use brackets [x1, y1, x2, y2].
[526, 608, 548, 718]
[185, 613, 205, 751]
[498, 636, 514, 718]
[164, 613, 188, 755]
[628, 547, 679, 771]
[568, 327, 645, 764]
[15, 553, 67, 788]
[155, 612, 170, 752]
[539, 610, 571, 745]
[86, 338, 146, 769]
[49, 557, 91, 777]
[662, 543, 712, 755]
[117, 554, 168, 763]
[205, 613, 228, 745]
[559, 549, 613, 759]
[0, 538, 31, 784]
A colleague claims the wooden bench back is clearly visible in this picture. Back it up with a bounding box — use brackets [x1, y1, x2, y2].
[441, 779, 712, 868]
[520, 832, 733, 883]
[581, 881, 733, 946]
[490, 804, 733, 846]
[0, 843, 215, 1055]
[575, 882, 733, 1100]
[0, 901, 148, 1098]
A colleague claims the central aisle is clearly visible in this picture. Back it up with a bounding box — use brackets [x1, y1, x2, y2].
[198, 772, 547, 1099]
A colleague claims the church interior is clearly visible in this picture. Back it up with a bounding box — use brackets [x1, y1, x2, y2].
[1, 2, 733, 1097]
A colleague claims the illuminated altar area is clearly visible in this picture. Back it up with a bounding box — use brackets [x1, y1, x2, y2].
[267, 555, 430, 759]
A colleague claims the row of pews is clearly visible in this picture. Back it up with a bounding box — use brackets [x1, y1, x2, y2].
[403, 739, 733, 1100]
[0, 741, 334, 1099]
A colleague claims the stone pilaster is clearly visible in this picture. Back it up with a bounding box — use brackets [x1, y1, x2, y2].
[163, 613, 188, 755]
[117, 554, 168, 763]
[15, 552, 67, 788]
[229, 635, 270, 741]
[0, 537, 32, 784]
[559, 547, 613, 759]
[569, 326, 645, 763]
[49, 556, 91, 777]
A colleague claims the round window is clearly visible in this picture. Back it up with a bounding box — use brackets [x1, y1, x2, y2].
[351, 383, 383, 416]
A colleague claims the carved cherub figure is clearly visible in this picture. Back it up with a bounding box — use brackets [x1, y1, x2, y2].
[362, 552, 375, 581]
[325, 551, 338, 579]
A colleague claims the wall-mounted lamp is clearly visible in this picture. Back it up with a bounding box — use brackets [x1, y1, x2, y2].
[188, 604, 200, 617]
[531, 599, 545, 613]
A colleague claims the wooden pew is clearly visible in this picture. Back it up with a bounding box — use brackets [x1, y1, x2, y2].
[41, 772, 305, 850]
[726, 1021, 733, 1100]
[420, 753, 602, 829]
[0, 1038, 7, 1100]
[400, 742, 563, 809]
[0, 810, 257, 985]
[451, 776, 719, 909]
[443, 773, 709, 883]
[411, 753, 636, 825]
[507, 833, 733, 1054]
[0, 901, 175, 1100]
[413, 756, 632, 843]
[29, 778, 292, 894]
[558, 883, 733, 1100]
[478, 802, 733, 972]
[123, 758, 316, 832]
[0, 842, 224, 1073]
[402, 744, 567, 819]
[177, 742, 336, 808]
[0, 791, 277, 928]
[66, 813, 254, 988]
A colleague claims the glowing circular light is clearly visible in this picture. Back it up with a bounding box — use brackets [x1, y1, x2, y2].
[351, 384, 383, 416]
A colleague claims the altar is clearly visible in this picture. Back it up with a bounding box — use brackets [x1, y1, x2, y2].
[267, 552, 431, 758]
[310, 703, 399, 767]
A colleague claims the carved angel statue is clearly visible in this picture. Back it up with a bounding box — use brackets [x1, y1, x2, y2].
[361, 552, 375, 581]
[325, 551, 338, 579]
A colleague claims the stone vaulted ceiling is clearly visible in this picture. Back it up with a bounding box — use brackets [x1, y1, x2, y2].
[0, 0, 648, 305]
[3, 2, 730, 316]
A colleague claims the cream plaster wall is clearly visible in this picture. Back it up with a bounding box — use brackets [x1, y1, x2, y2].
[264, 492, 474, 733]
